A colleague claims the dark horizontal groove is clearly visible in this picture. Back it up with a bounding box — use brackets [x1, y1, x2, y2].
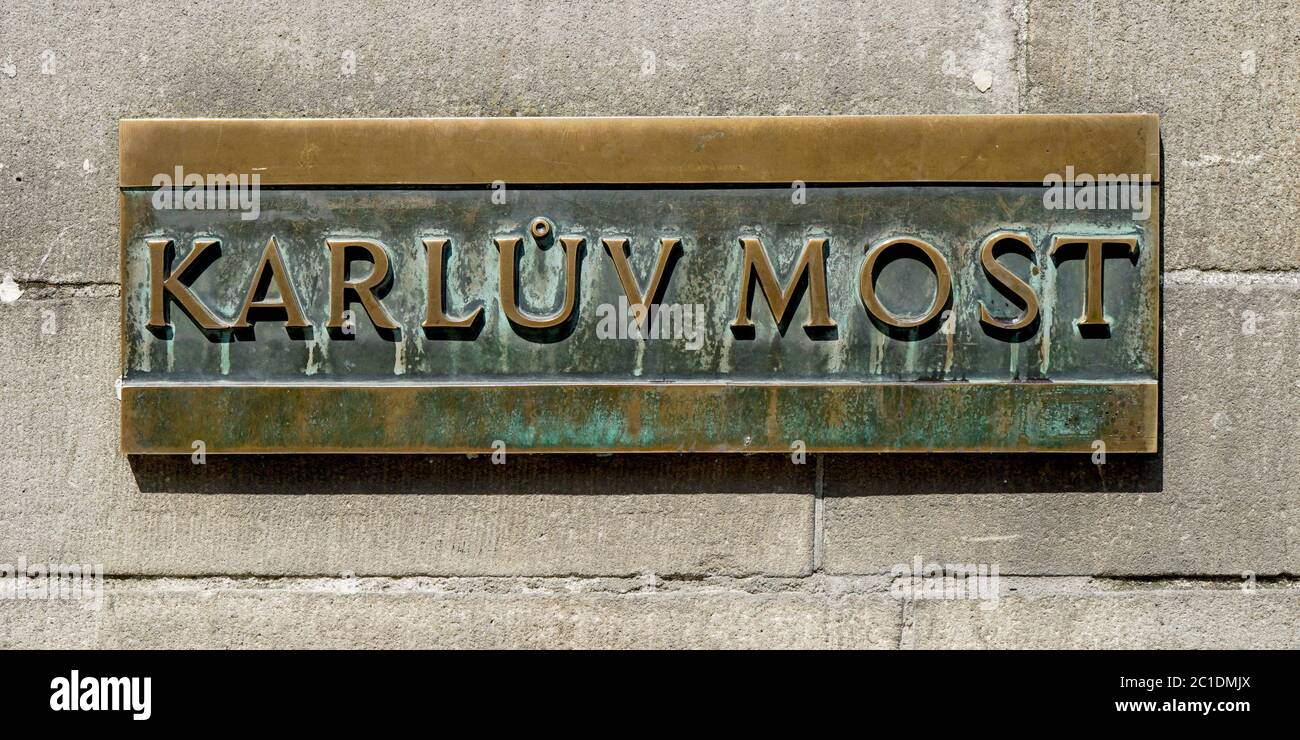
[1094, 573, 1300, 584]
[19, 280, 118, 288]
[120, 180, 1160, 192]
[94, 572, 743, 581]
[86, 571, 1300, 581]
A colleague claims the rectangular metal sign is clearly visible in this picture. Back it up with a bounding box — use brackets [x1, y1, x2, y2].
[119, 115, 1160, 453]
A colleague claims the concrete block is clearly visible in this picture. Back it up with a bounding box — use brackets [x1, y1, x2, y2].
[1026, 0, 1299, 270]
[911, 578, 1300, 649]
[1, 576, 901, 649]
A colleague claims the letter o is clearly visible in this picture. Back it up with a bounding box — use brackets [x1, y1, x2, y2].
[859, 237, 953, 329]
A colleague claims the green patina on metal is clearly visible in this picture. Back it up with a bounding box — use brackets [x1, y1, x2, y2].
[118, 118, 1160, 454]
[122, 382, 1156, 453]
[121, 187, 1158, 384]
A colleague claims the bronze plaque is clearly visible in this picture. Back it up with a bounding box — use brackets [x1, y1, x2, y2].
[119, 115, 1160, 453]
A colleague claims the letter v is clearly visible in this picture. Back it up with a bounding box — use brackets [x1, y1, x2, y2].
[600, 237, 681, 330]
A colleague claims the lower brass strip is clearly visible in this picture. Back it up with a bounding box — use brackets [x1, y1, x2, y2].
[122, 381, 1158, 454]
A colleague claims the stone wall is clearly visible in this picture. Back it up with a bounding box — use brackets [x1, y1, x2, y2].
[1, 0, 1296, 648]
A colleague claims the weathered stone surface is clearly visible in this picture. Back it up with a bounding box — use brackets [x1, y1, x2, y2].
[10, 574, 1299, 649]
[1026, 0, 1300, 270]
[911, 578, 1300, 649]
[823, 271, 1300, 575]
[0, 576, 900, 649]
[2, 0, 1296, 650]
[0, 296, 814, 576]
[0, 0, 1018, 284]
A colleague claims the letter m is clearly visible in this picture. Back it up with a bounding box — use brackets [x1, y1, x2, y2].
[730, 237, 836, 337]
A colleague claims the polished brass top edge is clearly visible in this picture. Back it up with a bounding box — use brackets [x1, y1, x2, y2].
[119, 114, 1160, 187]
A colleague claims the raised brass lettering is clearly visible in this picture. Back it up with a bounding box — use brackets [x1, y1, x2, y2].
[495, 218, 582, 332]
[1048, 234, 1139, 330]
[421, 237, 483, 331]
[120, 115, 1161, 454]
[731, 236, 835, 336]
[978, 231, 1039, 333]
[232, 236, 309, 330]
[325, 238, 399, 331]
[600, 236, 681, 330]
[859, 237, 952, 330]
[146, 238, 229, 331]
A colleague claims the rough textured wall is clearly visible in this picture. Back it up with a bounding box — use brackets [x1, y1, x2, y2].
[1, 0, 1297, 648]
